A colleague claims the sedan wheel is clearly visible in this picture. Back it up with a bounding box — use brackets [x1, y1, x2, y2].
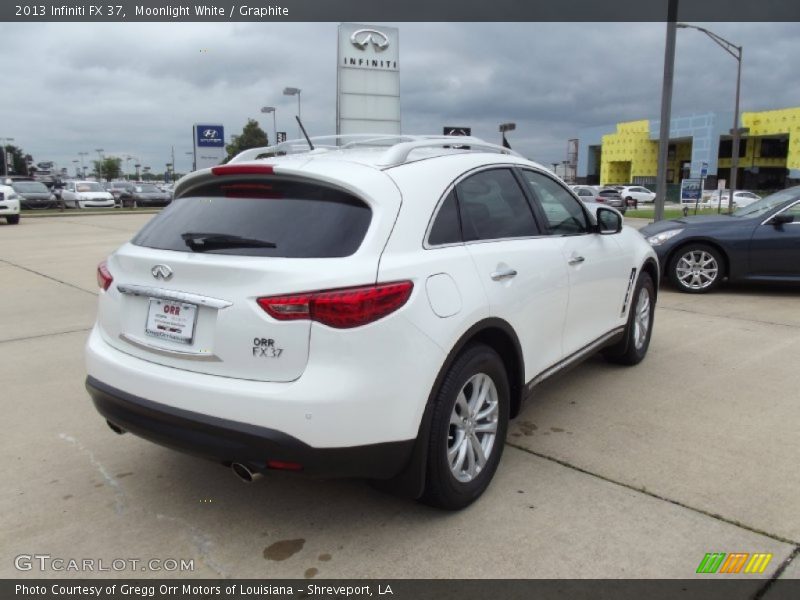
[669, 244, 724, 293]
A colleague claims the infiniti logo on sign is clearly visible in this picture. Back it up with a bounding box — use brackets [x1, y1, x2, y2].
[350, 28, 389, 51]
[151, 265, 173, 281]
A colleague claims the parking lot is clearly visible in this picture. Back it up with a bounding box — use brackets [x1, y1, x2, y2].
[0, 213, 798, 587]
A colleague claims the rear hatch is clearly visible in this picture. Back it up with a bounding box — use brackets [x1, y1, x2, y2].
[97, 162, 400, 382]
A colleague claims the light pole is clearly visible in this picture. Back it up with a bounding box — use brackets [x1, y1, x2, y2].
[185, 151, 194, 172]
[78, 151, 88, 178]
[499, 122, 515, 149]
[95, 148, 104, 181]
[283, 87, 301, 138]
[260, 106, 277, 146]
[678, 23, 743, 214]
[654, 0, 678, 222]
[0, 137, 15, 175]
[72, 159, 79, 177]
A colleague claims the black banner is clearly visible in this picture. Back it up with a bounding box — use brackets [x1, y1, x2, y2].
[2, 0, 800, 22]
[4, 579, 800, 600]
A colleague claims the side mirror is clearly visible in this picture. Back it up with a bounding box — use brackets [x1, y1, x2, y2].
[769, 213, 794, 227]
[596, 207, 623, 234]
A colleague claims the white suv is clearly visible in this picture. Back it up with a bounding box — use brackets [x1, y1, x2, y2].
[85, 136, 658, 509]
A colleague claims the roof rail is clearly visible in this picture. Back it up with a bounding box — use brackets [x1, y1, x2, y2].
[374, 136, 520, 167]
[228, 134, 521, 166]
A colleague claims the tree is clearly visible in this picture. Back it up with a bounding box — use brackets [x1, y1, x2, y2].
[1, 145, 31, 176]
[92, 157, 123, 180]
[225, 119, 269, 162]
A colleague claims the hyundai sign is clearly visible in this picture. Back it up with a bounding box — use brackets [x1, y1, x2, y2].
[192, 124, 226, 170]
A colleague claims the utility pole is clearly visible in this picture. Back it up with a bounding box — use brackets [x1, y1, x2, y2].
[654, 0, 679, 222]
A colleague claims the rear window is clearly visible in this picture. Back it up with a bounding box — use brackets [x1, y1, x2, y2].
[132, 178, 372, 258]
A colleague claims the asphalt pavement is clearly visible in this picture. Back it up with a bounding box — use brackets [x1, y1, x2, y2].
[0, 214, 797, 589]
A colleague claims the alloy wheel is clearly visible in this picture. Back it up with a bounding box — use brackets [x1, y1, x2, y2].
[675, 250, 718, 290]
[447, 373, 499, 483]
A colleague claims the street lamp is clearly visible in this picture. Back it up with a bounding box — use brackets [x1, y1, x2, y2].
[499, 122, 515, 149]
[95, 148, 105, 181]
[72, 159, 79, 177]
[283, 87, 301, 137]
[78, 152, 88, 178]
[185, 151, 194, 172]
[260, 106, 277, 146]
[0, 137, 15, 176]
[678, 23, 743, 214]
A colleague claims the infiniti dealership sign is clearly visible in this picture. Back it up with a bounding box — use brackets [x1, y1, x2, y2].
[192, 124, 226, 170]
[337, 23, 400, 135]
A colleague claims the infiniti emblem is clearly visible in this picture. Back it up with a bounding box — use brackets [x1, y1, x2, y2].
[350, 28, 389, 51]
[151, 264, 173, 281]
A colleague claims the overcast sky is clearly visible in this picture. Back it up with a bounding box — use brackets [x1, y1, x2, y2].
[1, 21, 798, 175]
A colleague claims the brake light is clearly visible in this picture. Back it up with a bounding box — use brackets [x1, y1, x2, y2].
[211, 164, 274, 176]
[257, 281, 413, 329]
[595, 197, 606, 203]
[96, 260, 113, 291]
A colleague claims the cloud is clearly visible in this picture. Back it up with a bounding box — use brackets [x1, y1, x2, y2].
[1, 21, 797, 174]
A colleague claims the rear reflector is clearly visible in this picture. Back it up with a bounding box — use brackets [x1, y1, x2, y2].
[257, 281, 413, 329]
[266, 460, 303, 471]
[211, 164, 274, 176]
[97, 260, 113, 291]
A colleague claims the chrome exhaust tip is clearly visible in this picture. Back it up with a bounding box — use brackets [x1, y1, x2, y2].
[106, 420, 126, 435]
[231, 462, 263, 483]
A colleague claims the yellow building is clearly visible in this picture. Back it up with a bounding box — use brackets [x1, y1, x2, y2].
[578, 106, 800, 190]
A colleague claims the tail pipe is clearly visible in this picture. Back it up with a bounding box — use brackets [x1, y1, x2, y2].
[231, 462, 263, 483]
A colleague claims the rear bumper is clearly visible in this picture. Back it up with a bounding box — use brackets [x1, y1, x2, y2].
[87, 375, 415, 479]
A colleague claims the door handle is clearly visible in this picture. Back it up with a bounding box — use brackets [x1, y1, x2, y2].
[490, 268, 518, 281]
[568, 255, 585, 266]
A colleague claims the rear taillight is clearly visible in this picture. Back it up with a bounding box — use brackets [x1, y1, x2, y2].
[257, 281, 413, 329]
[96, 260, 113, 291]
[595, 197, 606, 203]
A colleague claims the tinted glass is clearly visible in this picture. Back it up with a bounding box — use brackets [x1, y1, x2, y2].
[13, 182, 49, 193]
[521, 170, 589, 235]
[137, 184, 160, 193]
[76, 182, 102, 192]
[428, 190, 462, 245]
[132, 179, 372, 258]
[455, 169, 538, 241]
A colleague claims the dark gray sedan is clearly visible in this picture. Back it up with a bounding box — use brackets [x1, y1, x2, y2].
[640, 186, 800, 293]
[122, 183, 171, 208]
[12, 181, 57, 209]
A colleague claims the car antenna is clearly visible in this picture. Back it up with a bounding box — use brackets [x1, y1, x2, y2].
[295, 116, 315, 151]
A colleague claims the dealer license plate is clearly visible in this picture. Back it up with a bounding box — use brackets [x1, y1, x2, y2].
[145, 298, 198, 344]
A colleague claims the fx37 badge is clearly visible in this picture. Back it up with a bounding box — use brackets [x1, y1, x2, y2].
[252, 337, 283, 358]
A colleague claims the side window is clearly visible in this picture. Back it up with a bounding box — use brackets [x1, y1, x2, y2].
[522, 170, 590, 235]
[785, 202, 800, 219]
[455, 169, 539, 241]
[428, 190, 462, 245]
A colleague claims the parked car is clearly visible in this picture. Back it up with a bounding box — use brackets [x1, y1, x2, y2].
[619, 185, 656, 206]
[595, 188, 627, 213]
[85, 135, 658, 509]
[106, 181, 136, 207]
[702, 190, 762, 209]
[640, 186, 800, 293]
[122, 183, 171, 207]
[11, 180, 57, 209]
[60, 181, 115, 209]
[570, 185, 599, 204]
[0, 184, 21, 224]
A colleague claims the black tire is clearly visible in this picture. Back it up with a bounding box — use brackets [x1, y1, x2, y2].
[603, 272, 655, 366]
[6, 214, 20, 225]
[668, 243, 724, 294]
[420, 344, 510, 510]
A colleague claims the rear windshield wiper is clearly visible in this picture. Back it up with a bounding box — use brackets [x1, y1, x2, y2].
[181, 232, 277, 252]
